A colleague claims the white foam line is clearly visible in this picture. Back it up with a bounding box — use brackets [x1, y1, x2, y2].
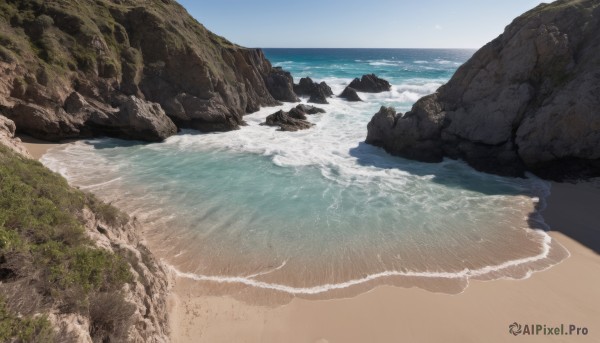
[244, 260, 288, 279]
[171, 230, 554, 295]
[78, 177, 122, 190]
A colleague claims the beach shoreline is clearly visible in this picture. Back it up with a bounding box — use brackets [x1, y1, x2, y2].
[18, 135, 67, 160]
[24, 140, 600, 343]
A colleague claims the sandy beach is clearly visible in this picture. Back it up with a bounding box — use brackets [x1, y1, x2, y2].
[25, 141, 600, 343]
[18, 135, 65, 160]
[169, 182, 600, 343]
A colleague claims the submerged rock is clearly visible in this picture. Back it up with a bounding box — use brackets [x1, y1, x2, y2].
[295, 104, 326, 114]
[366, 0, 600, 180]
[339, 86, 362, 101]
[288, 107, 307, 120]
[263, 109, 314, 131]
[348, 74, 391, 93]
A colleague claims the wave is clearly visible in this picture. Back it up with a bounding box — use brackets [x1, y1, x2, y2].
[369, 62, 397, 66]
[365, 59, 404, 67]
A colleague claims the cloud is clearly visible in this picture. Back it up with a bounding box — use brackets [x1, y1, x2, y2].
[434, 24, 442, 30]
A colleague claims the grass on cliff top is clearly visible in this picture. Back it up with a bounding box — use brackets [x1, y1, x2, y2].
[0, 145, 134, 342]
[0, 0, 240, 77]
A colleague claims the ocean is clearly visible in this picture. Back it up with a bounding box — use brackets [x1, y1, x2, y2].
[41, 49, 567, 301]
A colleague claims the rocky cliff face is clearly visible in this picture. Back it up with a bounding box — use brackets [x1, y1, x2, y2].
[76, 210, 171, 343]
[366, 0, 600, 180]
[0, 114, 31, 157]
[0, 0, 285, 141]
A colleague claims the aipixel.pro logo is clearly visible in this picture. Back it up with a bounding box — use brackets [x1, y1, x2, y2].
[509, 322, 589, 336]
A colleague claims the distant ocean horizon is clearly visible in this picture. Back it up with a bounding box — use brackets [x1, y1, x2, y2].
[255, 47, 479, 52]
[41, 48, 567, 302]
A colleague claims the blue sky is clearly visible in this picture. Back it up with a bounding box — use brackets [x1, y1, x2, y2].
[177, 1, 551, 49]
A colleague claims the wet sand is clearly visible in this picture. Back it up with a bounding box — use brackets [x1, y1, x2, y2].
[169, 181, 600, 343]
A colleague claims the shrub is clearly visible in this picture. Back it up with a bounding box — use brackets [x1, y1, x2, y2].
[85, 193, 128, 227]
[89, 292, 136, 343]
[0, 297, 54, 343]
[34, 15, 54, 29]
[38, 243, 132, 293]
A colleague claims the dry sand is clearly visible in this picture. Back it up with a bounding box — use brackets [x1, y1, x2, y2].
[21, 140, 600, 342]
[169, 181, 600, 343]
[18, 135, 65, 160]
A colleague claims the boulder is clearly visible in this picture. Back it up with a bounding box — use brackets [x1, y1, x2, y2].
[114, 96, 178, 141]
[171, 93, 242, 132]
[339, 87, 362, 101]
[365, 0, 600, 180]
[348, 74, 391, 93]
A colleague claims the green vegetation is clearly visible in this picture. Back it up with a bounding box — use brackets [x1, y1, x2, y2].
[0, 145, 135, 342]
[0, 0, 240, 83]
[0, 297, 54, 343]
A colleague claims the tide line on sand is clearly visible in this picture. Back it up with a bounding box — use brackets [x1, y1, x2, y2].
[169, 229, 565, 296]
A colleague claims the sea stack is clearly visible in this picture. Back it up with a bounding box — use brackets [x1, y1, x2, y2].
[366, 0, 600, 180]
[293, 77, 334, 104]
[339, 87, 363, 101]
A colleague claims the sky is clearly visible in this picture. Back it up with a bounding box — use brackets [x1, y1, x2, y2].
[176, 0, 553, 49]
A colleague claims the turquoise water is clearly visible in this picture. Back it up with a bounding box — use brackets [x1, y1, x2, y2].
[265, 48, 468, 82]
[42, 49, 567, 298]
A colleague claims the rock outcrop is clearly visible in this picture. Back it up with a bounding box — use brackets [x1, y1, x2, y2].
[7, 93, 178, 142]
[46, 207, 171, 343]
[366, 0, 600, 180]
[264, 67, 299, 103]
[339, 87, 362, 101]
[263, 109, 314, 131]
[349, 74, 391, 93]
[0, 114, 31, 157]
[0, 0, 290, 141]
[294, 77, 333, 104]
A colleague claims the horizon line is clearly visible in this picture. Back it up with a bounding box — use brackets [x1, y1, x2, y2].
[254, 47, 479, 50]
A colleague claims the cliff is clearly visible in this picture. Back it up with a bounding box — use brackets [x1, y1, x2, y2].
[0, 118, 170, 342]
[0, 0, 284, 141]
[366, 0, 600, 180]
